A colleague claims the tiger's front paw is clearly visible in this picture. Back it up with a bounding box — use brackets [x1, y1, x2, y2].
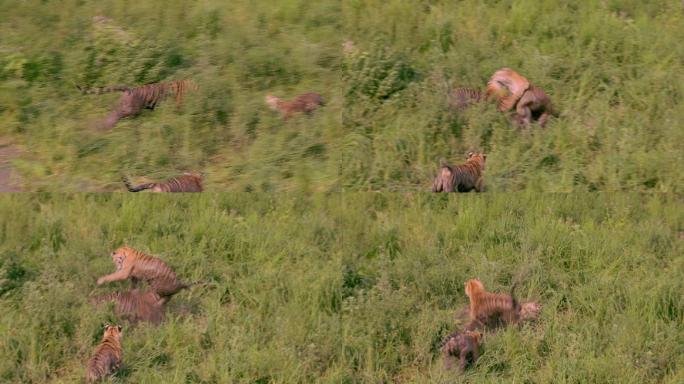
[96, 277, 105, 285]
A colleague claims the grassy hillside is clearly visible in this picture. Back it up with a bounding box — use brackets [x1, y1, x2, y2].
[0, 194, 682, 383]
[0, 0, 682, 191]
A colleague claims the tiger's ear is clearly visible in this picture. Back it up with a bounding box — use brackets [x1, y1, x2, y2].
[116, 325, 122, 332]
[483, 154, 487, 160]
[467, 152, 474, 158]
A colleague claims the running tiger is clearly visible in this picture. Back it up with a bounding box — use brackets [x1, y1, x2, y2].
[97, 246, 197, 298]
[85, 324, 123, 383]
[464, 279, 520, 329]
[486, 68, 555, 127]
[92, 289, 167, 325]
[77, 79, 198, 129]
[265, 92, 324, 119]
[441, 330, 482, 372]
[431, 152, 486, 193]
[122, 173, 203, 192]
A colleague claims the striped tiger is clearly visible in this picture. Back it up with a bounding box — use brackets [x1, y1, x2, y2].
[85, 324, 123, 383]
[464, 279, 520, 329]
[77, 79, 198, 129]
[513, 85, 556, 127]
[92, 289, 166, 325]
[122, 173, 203, 192]
[431, 152, 486, 193]
[441, 330, 482, 371]
[448, 87, 484, 110]
[265, 92, 324, 119]
[97, 246, 199, 298]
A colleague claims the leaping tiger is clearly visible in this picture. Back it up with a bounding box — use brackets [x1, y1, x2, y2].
[77, 79, 198, 129]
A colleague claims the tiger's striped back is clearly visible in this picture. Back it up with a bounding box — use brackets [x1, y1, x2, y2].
[115, 247, 188, 297]
[486, 68, 530, 112]
[432, 153, 486, 193]
[85, 325, 123, 383]
[129, 79, 198, 110]
[448, 87, 483, 110]
[123, 173, 203, 192]
[92, 289, 166, 324]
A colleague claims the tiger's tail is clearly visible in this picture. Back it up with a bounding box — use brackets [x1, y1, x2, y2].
[122, 176, 156, 192]
[77, 85, 130, 95]
[510, 281, 520, 314]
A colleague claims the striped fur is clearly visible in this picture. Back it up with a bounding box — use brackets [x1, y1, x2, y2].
[122, 173, 202, 193]
[431, 152, 486, 193]
[486, 68, 530, 112]
[265, 92, 324, 119]
[85, 324, 123, 383]
[441, 331, 482, 371]
[464, 279, 520, 329]
[78, 79, 198, 129]
[92, 289, 166, 325]
[448, 87, 484, 110]
[97, 247, 193, 298]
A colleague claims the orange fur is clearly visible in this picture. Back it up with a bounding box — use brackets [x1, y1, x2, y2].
[85, 324, 123, 383]
[442, 330, 482, 371]
[123, 173, 202, 192]
[97, 247, 190, 298]
[486, 68, 530, 112]
[464, 279, 519, 328]
[92, 289, 166, 325]
[265, 92, 324, 119]
[432, 152, 486, 193]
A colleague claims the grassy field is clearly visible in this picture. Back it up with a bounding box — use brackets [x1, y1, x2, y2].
[0, 193, 682, 383]
[0, 0, 682, 191]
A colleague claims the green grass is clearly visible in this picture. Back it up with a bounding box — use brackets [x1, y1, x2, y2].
[0, 0, 682, 191]
[0, 193, 682, 383]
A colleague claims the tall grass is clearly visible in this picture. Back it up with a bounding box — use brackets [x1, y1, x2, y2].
[0, 0, 681, 191]
[0, 194, 681, 382]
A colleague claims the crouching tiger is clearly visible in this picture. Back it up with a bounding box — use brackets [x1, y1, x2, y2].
[432, 152, 486, 193]
[77, 79, 198, 130]
[92, 289, 167, 325]
[97, 246, 202, 298]
[85, 324, 123, 383]
[122, 173, 203, 192]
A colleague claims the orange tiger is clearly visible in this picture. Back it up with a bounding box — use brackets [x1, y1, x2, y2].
[92, 289, 167, 325]
[464, 279, 520, 329]
[431, 152, 486, 193]
[78, 79, 198, 129]
[448, 87, 484, 110]
[265, 92, 324, 119]
[96, 247, 197, 298]
[486, 68, 555, 127]
[85, 324, 123, 383]
[122, 173, 203, 192]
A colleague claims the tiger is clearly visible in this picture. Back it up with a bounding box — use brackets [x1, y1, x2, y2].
[265, 92, 324, 119]
[464, 279, 520, 329]
[431, 152, 486, 193]
[441, 330, 482, 371]
[486, 68, 555, 127]
[448, 87, 484, 110]
[122, 173, 203, 192]
[92, 289, 167, 325]
[77, 79, 198, 129]
[85, 324, 123, 383]
[96, 246, 198, 298]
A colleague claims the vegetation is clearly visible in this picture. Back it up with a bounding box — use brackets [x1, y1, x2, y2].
[0, 0, 682, 191]
[0, 194, 682, 383]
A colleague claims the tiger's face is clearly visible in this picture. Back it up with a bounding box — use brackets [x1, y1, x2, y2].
[103, 324, 123, 340]
[464, 279, 485, 299]
[466, 152, 487, 170]
[264, 94, 280, 110]
[111, 247, 133, 270]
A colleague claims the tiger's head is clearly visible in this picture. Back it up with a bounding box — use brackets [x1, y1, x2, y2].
[464, 331, 483, 345]
[111, 247, 135, 270]
[464, 278, 485, 299]
[466, 152, 487, 170]
[264, 94, 280, 110]
[103, 324, 123, 340]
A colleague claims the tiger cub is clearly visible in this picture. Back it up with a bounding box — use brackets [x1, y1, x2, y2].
[448, 87, 484, 110]
[97, 247, 195, 298]
[85, 324, 123, 383]
[432, 152, 486, 193]
[464, 279, 520, 329]
[122, 173, 202, 192]
[265, 92, 324, 119]
[441, 330, 483, 371]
